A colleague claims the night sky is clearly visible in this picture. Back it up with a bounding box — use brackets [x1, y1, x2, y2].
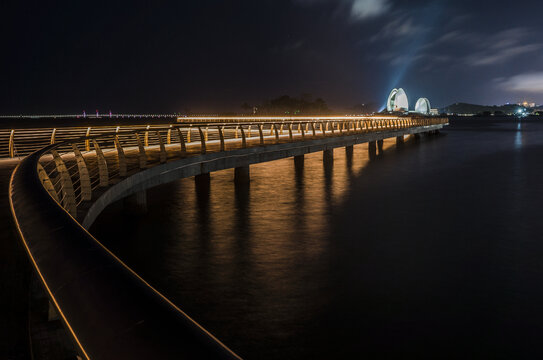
[2, 0, 543, 114]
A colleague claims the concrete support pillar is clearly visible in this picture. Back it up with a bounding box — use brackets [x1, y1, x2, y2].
[377, 139, 384, 155]
[323, 149, 333, 168]
[294, 155, 304, 170]
[294, 155, 304, 184]
[368, 141, 377, 159]
[396, 136, 404, 146]
[125, 189, 147, 213]
[135, 190, 147, 209]
[234, 166, 250, 186]
[414, 133, 421, 141]
[345, 145, 353, 158]
[194, 173, 211, 191]
[345, 145, 353, 168]
[195, 174, 211, 224]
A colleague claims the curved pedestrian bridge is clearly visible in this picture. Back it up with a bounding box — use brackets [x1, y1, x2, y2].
[9, 116, 447, 359]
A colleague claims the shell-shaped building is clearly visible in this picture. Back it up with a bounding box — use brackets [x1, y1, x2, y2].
[386, 88, 409, 112]
[415, 98, 431, 115]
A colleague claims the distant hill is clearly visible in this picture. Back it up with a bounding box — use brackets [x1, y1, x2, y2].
[441, 102, 524, 115]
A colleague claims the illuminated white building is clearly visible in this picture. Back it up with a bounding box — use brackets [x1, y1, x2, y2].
[386, 88, 409, 112]
[415, 98, 431, 115]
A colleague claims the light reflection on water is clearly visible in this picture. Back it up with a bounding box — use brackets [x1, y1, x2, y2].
[515, 122, 523, 149]
[93, 138, 396, 357]
[163, 139, 396, 355]
[92, 119, 543, 358]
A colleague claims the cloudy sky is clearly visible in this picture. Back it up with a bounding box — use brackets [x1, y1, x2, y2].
[1, 0, 542, 113]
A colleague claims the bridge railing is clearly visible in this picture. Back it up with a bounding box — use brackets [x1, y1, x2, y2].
[176, 115, 409, 123]
[36, 117, 448, 217]
[9, 116, 447, 359]
[1, 116, 444, 158]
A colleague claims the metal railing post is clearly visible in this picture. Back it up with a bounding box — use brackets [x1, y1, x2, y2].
[9, 130, 14, 158]
[258, 124, 264, 145]
[273, 123, 279, 141]
[50, 128, 57, 144]
[240, 126, 247, 148]
[37, 163, 60, 203]
[114, 127, 120, 149]
[144, 125, 150, 147]
[113, 136, 127, 177]
[135, 133, 147, 169]
[218, 126, 225, 151]
[72, 144, 92, 200]
[92, 140, 109, 187]
[198, 126, 206, 154]
[156, 131, 167, 163]
[85, 127, 91, 151]
[176, 128, 187, 156]
[288, 123, 293, 140]
[51, 150, 77, 216]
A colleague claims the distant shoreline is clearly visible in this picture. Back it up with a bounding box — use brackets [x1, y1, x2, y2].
[0, 114, 540, 130]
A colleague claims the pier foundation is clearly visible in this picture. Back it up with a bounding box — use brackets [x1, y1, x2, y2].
[345, 145, 353, 168]
[195, 173, 210, 191]
[345, 145, 353, 159]
[368, 141, 377, 159]
[124, 189, 147, 213]
[294, 155, 304, 171]
[377, 139, 384, 155]
[323, 149, 333, 168]
[234, 166, 250, 186]
[396, 136, 404, 146]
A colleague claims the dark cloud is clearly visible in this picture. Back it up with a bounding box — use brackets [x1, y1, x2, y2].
[1, 0, 543, 114]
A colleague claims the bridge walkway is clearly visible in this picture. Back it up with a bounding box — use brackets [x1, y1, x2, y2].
[9, 116, 448, 359]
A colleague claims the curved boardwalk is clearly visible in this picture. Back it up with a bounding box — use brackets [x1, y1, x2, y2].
[8, 116, 447, 359]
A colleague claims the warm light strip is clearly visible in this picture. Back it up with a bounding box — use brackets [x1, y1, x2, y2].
[0, 114, 178, 118]
[177, 115, 405, 121]
[9, 169, 91, 360]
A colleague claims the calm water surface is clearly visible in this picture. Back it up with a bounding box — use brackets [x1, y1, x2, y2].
[92, 118, 543, 359]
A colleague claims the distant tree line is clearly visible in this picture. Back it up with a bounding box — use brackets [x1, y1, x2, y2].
[351, 102, 379, 114]
[242, 94, 331, 115]
[442, 102, 530, 116]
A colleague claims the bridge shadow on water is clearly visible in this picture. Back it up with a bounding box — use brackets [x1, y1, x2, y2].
[91, 120, 543, 359]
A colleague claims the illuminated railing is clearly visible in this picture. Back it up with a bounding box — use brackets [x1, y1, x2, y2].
[1, 116, 444, 159]
[0, 114, 178, 119]
[9, 116, 447, 359]
[21, 117, 448, 218]
[177, 115, 409, 123]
